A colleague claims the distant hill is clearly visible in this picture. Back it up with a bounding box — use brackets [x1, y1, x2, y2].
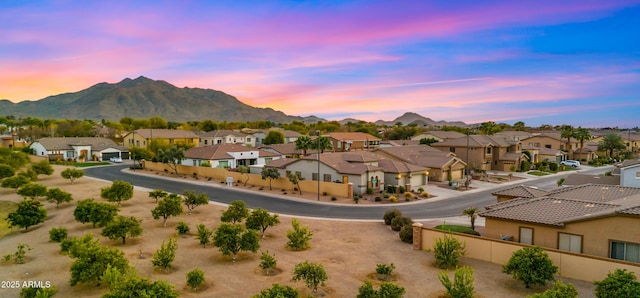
[0, 76, 322, 123]
[372, 112, 466, 127]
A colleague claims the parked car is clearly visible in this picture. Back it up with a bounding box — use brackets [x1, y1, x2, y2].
[560, 160, 580, 167]
[109, 157, 123, 163]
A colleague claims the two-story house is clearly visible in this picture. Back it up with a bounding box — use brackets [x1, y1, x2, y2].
[198, 130, 255, 147]
[430, 135, 527, 172]
[326, 132, 381, 152]
[373, 145, 466, 182]
[123, 129, 199, 149]
[522, 132, 578, 159]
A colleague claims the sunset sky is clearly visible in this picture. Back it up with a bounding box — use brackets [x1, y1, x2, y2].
[1, 1, 639, 127]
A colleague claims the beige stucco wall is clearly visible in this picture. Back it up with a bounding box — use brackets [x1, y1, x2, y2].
[143, 161, 350, 198]
[418, 227, 640, 282]
[485, 216, 640, 259]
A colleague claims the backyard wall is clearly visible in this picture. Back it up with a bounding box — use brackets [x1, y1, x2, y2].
[413, 223, 640, 283]
[142, 161, 351, 198]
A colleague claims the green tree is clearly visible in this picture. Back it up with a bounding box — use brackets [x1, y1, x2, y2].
[148, 189, 168, 203]
[212, 222, 260, 262]
[17, 183, 48, 200]
[73, 199, 119, 228]
[286, 218, 313, 251]
[261, 167, 280, 190]
[292, 261, 328, 293]
[5, 243, 32, 264]
[246, 208, 280, 238]
[158, 146, 185, 175]
[221, 200, 249, 224]
[288, 172, 303, 195]
[186, 268, 206, 291]
[102, 215, 143, 244]
[253, 283, 300, 298]
[462, 207, 478, 231]
[574, 127, 591, 150]
[263, 130, 285, 145]
[312, 136, 333, 153]
[433, 232, 466, 269]
[593, 269, 640, 298]
[560, 125, 575, 152]
[129, 146, 154, 167]
[478, 121, 501, 135]
[49, 227, 68, 242]
[151, 237, 178, 273]
[598, 133, 626, 157]
[513, 121, 526, 131]
[438, 266, 475, 298]
[61, 168, 84, 184]
[69, 242, 129, 286]
[502, 246, 558, 288]
[1, 175, 31, 190]
[101, 180, 134, 207]
[6, 199, 47, 230]
[182, 190, 209, 215]
[0, 147, 30, 169]
[0, 164, 15, 179]
[529, 280, 578, 298]
[295, 135, 313, 156]
[101, 267, 179, 298]
[357, 281, 406, 298]
[18, 169, 38, 181]
[45, 187, 73, 209]
[20, 285, 58, 298]
[31, 160, 54, 176]
[196, 224, 213, 248]
[259, 251, 278, 275]
[419, 137, 439, 145]
[238, 165, 250, 186]
[151, 194, 183, 227]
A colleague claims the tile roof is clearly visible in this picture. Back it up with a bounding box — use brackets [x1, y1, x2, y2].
[430, 134, 513, 148]
[300, 152, 383, 175]
[384, 140, 421, 146]
[491, 185, 550, 198]
[377, 159, 428, 173]
[421, 131, 466, 139]
[562, 174, 620, 186]
[374, 145, 464, 168]
[260, 143, 318, 156]
[134, 129, 198, 139]
[184, 143, 280, 160]
[32, 137, 127, 151]
[620, 159, 640, 168]
[264, 158, 298, 169]
[549, 184, 640, 202]
[326, 132, 381, 141]
[197, 130, 248, 138]
[500, 152, 526, 161]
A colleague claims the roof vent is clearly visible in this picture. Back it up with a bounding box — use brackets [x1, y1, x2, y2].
[602, 187, 609, 190]
[584, 204, 595, 208]
[553, 200, 562, 204]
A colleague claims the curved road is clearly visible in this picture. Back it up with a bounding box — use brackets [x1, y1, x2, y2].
[84, 165, 610, 220]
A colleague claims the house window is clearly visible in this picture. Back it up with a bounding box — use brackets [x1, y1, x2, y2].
[218, 161, 229, 168]
[635, 172, 640, 179]
[449, 147, 456, 153]
[337, 142, 341, 148]
[312, 173, 318, 181]
[265, 158, 272, 164]
[545, 144, 551, 149]
[66, 151, 74, 158]
[204, 140, 208, 145]
[323, 174, 331, 182]
[519, 227, 533, 245]
[486, 147, 491, 154]
[285, 170, 291, 177]
[295, 171, 302, 178]
[247, 138, 251, 142]
[558, 233, 582, 253]
[611, 241, 640, 263]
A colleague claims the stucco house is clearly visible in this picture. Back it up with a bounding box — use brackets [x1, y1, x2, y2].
[30, 137, 129, 161]
[430, 135, 527, 172]
[481, 184, 640, 262]
[411, 131, 465, 142]
[373, 145, 466, 182]
[619, 159, 640, 188]
[522, 144, 567, 164]
[522, 132, 578, 158]
[259, 143, 318, 158]
[123, 129, 199, 149]
[326, 132, 381, 152]
[490, 185, 549, 202]
[198, 130, 254, 147]
[183, 143, 283, 169]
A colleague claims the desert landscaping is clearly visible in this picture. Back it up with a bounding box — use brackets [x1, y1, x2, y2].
[0, 164, 597, 297]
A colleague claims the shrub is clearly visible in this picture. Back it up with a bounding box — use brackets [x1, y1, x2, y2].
[200, 161, 211, 167]
[331, 196, 337, 201]
[383, 209, 402, 225]
[417, 187, 424, 193]
[594, 268, 640, 298]
[358, 281, 405, 298]
[20, 285, 58, 298]
[366, 188, 374, 195]
[433, 233, 466, 269]
[176, 221, 190, 234]
[549, 162, 558, 172]
[389, 196, 398, 203]
[375, 263, 395, 277]
[49, 227, 68, 242]
[403, 192, 413, 201]
[286, 218, 313, 251]
[398, 186, 406, 193]
[292, 261, 328, 293]
[399, 225, 413, 244]
[390, 216, 412, 232]
[383, 193, 390, 199]
[420, 191, 431, 198]
[529, 280, 578, 298]
[186, 268, 205, 291]
[502, 246, 557, 288]
[375, 196, 382, 202]
[386, 185, 396, 193]
[259, 251, 277, 275]
[438, 266, 475, 298]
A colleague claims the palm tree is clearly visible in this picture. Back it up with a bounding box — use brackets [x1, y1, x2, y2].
[295, 135, 313, 156]
[598, 133, 626, 157]
[462, 207, 479, 231]
[312, 136, 333, 153]
[513, 121, 526, 131]
[560, 125, 575, 152]
[478, 121, 499, 135]
[574, 127, 591, 150]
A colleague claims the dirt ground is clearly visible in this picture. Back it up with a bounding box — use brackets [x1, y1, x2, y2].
[0, 165, 596, 297]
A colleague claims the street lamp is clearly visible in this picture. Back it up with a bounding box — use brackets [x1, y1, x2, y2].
[316, 130, 321, 201]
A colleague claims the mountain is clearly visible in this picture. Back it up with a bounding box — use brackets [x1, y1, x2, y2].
[373, 112, 467, 127]
[0, 76, 323, 123]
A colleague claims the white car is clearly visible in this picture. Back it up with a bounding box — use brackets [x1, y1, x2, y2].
[560, 160, 580, 167]
[109, 157, 123, 163]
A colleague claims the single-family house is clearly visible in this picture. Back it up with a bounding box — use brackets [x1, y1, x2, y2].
[522, 132, 578, 158]
[198, 130, 255, 147]
[30, 137, 129, 161]
[122, 129, 199, 149]
[480, 184, 640, 262]
[619, 159, 640, 188]
[490, 185, 549, 202]
[373, 145, 466, 182]
[411, 131, 465, 142]
[562, 174, 620, 187]
[430, 135, 527, 172]
[183, 143, 283, 169]
[326, 132, 381, 152]
[259, 143, 318, 158]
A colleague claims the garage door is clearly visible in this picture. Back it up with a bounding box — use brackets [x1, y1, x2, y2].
[102, 152, 120, 161]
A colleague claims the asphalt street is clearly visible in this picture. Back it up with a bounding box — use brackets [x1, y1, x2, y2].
[84, 165, 611, 221]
